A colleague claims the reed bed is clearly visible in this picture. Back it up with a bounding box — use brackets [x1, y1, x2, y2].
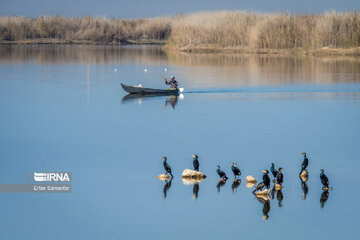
[0, 16, 173, 44]
[169, 11, 360, 50]
[1, 11, 359, 52]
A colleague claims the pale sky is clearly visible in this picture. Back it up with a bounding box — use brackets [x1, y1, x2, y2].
[0, 0, 359, 18]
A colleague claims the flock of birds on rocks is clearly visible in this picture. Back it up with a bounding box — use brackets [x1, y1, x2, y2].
[160, 152, 332, 217]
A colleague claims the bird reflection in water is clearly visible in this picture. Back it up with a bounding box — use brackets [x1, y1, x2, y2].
[271, 185, 276, 200]
[182, 178, 204, 199]
[162, 178, 172, 199]
[231, 179, 241, 194]
[300, 175, 309, 200]
[217, 179, 227, 193]
[277, 189, 283, 207]
[193, 183, 199, 199]
[271, 185, 284, 207]
[320, 190, 329, 208]
[256, 196, 271, 220]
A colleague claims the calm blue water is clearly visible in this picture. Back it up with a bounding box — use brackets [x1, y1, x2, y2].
[0, 45, 360, 239]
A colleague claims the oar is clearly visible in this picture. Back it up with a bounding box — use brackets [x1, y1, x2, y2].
[161, 75, 184, 92]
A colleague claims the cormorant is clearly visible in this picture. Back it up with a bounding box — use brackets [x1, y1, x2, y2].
[163, 156, 173, 178]
[320, 169, 329, 188]
[192, 155, 199, 171]
[231, 162, 241, 179]
[262, 170, 271, 189]
[276, 167, 284, 185]
[300, 152, 309, 175]
[270, 163, 278, 179]
[320, 190, 329, 208]
[217, 165, 228, 180]
[252, 170, 270, 194]
[163, 178, 172, 198]
[231, 179, 241, 194]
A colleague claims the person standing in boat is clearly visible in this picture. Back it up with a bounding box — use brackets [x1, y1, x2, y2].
[162, 75, 178, 89]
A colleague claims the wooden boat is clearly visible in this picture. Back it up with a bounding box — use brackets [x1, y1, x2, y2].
[121, 83, 179, 95]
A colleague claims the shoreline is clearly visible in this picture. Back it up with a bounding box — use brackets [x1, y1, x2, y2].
[0, 39, 167, 46]
[1, 40, 360, 56]
[162, 45, 360, 56]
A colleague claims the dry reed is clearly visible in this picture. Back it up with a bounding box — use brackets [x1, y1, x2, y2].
[0, 16, 173, 44]
[1, 11, 359, 51]
[169, 11, 360, 50]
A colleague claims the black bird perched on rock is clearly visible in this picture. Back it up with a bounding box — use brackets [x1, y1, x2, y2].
[217, 165, 228, 180]
[163, 156, 173, 178]
[262, 170, 271, 189]
[276, 168, 284, 185]
[231, 162, 241, 179]
[192, 155, 199, 171]
[252, 170, 270, 194]
[270, 163, 278, 179]
[320, 169, 329, 188]
[300, 152, 309, 175]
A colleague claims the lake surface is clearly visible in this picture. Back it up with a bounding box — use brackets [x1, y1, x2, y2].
[0, 45, 360, 239]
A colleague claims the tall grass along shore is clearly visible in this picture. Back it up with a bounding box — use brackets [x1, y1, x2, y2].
[1, 11, 360, 55]
[167, 11, 360, 55]
[0, 16, 173, 44]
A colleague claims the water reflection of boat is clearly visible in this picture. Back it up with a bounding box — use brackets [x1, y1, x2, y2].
[164, 95, 178, 109]
[122, 93, 181, 109]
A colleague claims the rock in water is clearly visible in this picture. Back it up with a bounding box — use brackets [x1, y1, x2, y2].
[246, 175, 257, 183]
[157, 174, 170, 180]
[182, 169, 206, 179]
[255, 189, 270, 196]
